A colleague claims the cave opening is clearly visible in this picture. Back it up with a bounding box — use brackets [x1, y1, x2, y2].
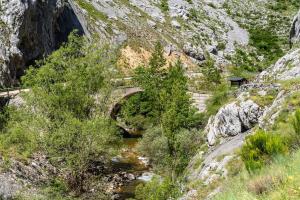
[14, 2, 85, 87]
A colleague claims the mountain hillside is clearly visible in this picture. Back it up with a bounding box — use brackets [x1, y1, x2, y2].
[0, 1, 300, 200]
[1, 0, 298, 86]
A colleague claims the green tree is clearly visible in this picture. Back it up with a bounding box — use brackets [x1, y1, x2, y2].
[132, 44, 202, 178]
[160, 0, 169, 12]
[1, 31, 121, 194]
[201, 54, 221, 85]
[133, 42, 166, 121]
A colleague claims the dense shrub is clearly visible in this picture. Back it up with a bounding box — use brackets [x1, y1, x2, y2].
[0, 107, 40, 159]
[160, 0, 169, 12]
[290, 109, 300, 147]
[205, 83, 231, 117]
[135, 176, 181, 200]
[138, 127, 204, 175]
[249, 28, 284, 66]
[0, 32, 122, 194]
[241, 130, 288, 172]
[268, 0, 299, 12]
[201, 55, 221, 85]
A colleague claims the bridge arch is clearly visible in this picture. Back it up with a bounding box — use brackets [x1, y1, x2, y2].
[109, 87, 144, 120]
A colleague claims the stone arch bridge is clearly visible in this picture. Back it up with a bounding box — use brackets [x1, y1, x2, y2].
[0, 86, 210, 125]
[108, 87, 144, 120]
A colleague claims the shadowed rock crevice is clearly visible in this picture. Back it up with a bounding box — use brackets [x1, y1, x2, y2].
[1, 0, 85, 87]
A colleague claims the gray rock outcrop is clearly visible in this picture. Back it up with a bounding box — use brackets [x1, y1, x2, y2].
[257, 49, 300, 82]
[0, 0, 85, 87]
[290, 10, 300, 46]
[206, 100, 262, 146]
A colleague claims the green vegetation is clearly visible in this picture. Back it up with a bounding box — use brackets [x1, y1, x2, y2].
[201, 54, 222, 86]
[75, 0, 108, 21]
[160, 0, 169, 12]
[0, 32, 121, 197]
[292, 109, 300, 145]
[125, 42, 202, 174]
[205, 83, 231, 116]
[249, 28, 284, 66]
[229, 28, 285, 79]
[214, 106, 300, 199]
[135, 176, 181, 200]
[241, 130, 288, 172]
[214, 150, 300, 200]
[116, 42, 204, 198]
[268, 0, 299, 12]
[229, 48, 263, 79]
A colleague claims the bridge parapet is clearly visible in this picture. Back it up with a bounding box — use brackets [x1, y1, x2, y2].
[0, 87, 29, 98]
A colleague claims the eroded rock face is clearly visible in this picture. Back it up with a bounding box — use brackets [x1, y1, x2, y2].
[290, 10, 300, 45]
[206, 100, 262, 146]
[257, 49, 300, 82]
[0, 154, 57, 199]
[0, 0, 85, 87]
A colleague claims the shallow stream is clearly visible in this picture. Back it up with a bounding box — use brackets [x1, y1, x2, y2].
[111, 138, 153, 199]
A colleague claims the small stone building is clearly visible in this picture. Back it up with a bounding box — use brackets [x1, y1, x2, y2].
[228, 77, 247, 87]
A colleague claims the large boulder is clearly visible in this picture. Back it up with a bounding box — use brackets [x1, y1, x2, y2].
[206, 100, 262, 146]
[290, 10, 300, 46]
[0, 0, 85, 87]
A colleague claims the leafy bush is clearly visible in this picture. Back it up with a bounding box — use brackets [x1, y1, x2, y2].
[160, 0, 169, 12]
[241, 130, 288, 172]
[291, 109, 300, 147]
[196, 54, 222, 91]
[249, 28, 284, 66]
[0, 32, 122, 194]
[0, 106, 9, 131]
[0, 107, 40, 159]
[268, 0, 299, 12]
[135, 176, 181, 200]
[201, 54, 221, 85]
[215, 149, 300, 200]
[138, 127, 204, 175]
[205, 83, 231, 117]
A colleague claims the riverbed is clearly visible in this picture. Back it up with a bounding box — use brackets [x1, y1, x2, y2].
[111, 138, 153, 199]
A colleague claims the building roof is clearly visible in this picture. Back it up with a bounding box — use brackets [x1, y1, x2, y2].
[228, 77, 246, 82]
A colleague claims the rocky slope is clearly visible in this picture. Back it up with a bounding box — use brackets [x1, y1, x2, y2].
[1, 0, 297, 87]
[181, 9, 300, 199]
[0, 1, 299, 200]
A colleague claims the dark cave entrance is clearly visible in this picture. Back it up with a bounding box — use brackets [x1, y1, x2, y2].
[14, 2, 85, 86]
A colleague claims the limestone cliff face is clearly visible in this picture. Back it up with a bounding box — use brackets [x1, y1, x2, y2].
[290, 10, 300, 46]
[0, 0, 296, 88]
[0, 0, 85, 87]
